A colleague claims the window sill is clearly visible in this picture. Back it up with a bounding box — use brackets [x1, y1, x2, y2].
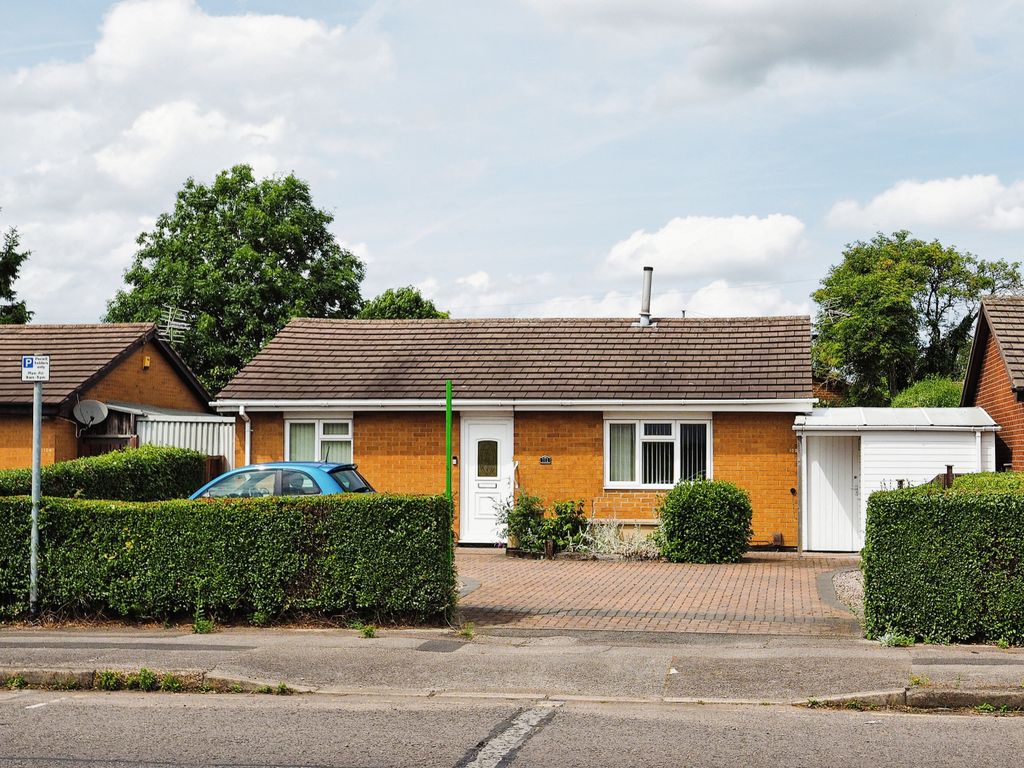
[604, 484, 675, 492]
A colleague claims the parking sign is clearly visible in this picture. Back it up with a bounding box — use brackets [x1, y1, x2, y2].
[21, 355, 50, 382]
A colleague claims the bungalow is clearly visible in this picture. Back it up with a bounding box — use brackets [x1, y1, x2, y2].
[213, 311, 815, 545]
[961, 296, 1024, 470]
[0, 323, 229, 469]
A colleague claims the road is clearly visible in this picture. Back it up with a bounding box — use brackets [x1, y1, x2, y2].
[1, 690, 1022, 767]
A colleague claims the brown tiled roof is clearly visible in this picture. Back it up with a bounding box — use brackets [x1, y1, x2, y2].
[0, 323, 208, 409]
[218, 316, 813, 402]
[983, 297, 1024, 390]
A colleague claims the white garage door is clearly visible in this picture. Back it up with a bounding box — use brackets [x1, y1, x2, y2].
[806, 435, 862, 552]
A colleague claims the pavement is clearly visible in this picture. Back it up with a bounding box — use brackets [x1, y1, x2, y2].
[456, 547, 862, 636]
[2, 625, 1024, 708]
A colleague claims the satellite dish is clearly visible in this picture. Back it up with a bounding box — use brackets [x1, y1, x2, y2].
[73, 400, 109, 427]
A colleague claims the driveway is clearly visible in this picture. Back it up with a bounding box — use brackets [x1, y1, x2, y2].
[457, 548, 861, 637]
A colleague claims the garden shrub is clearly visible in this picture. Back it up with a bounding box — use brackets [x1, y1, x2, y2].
[863, 487, 1024, 644]
[0, 493, 456, 623]
[890, 376, 962, 408]
[656, 480, 753, 563]
[0, 445, 207, 501]
[498, 495, 588, 554]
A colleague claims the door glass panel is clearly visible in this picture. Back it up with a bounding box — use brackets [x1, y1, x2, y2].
[477, 439, 498, 477]
[288, 423, 316, 461]
[280, 470, 321, 496]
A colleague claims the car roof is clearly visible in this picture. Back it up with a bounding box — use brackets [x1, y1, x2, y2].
[232, 462, 356, 472]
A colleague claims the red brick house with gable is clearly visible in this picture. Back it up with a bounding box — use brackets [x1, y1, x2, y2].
[214, 316, 815, 546]
[0, 323, 212, 469]
[962, 296, 1024, 470]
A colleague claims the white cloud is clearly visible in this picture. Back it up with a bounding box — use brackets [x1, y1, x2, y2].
[827, 175, 1024, 231]
[421, 270, 807, 319]
[687, 280, 808, 317]
[0, 0, 392, 321]
[526, 1, 966, 87]
[602, 214, 806, 280]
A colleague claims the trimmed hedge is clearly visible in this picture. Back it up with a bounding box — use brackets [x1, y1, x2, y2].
[0, 446, 207, 501]
[0, 493, 456, 623]
[656, 480, 753, 564]
[863, 487, 1024, 644]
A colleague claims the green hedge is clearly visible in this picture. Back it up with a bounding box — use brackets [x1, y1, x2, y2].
[0, 493, 456, 623]
[656, 480, 753, 564]
[863, 487, 1024, 644]
[0, 446, 207, 501]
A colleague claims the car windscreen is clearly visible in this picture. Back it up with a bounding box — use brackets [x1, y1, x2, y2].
[328, 468, 373, 493]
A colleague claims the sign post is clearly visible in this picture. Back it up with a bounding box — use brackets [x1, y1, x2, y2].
[22, 354, 49, 617]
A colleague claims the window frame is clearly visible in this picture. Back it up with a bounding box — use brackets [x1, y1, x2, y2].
[603, 417, 713, 490]
[284, 419, 354, 464]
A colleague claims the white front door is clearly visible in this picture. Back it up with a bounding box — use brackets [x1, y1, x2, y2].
[460, 416, 515, 543]
[805, 435, 862, 552]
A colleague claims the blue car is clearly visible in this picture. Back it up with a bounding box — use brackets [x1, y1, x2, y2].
[190, 462, 374, 500]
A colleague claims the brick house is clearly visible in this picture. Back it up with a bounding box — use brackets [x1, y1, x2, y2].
[0, 323, 212, 469]
[214, 316, 815, 545]
[961, 296, 1024, 470]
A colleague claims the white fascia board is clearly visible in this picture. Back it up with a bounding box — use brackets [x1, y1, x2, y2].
[794, 425, 1001, 434]
[212, 398, 818, 413]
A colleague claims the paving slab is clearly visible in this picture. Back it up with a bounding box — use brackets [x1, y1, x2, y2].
[457, 548, 861, 637]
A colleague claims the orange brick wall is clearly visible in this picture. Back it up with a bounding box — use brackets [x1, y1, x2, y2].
[224, 408, 799, 546]
[0, 416, 78, 469]
[355, 412, 461, 534]
[970, 331, 1024, 470]
[84, 342, 207, 412]
[0, 341, 206, 470]
[514, 412, 604, 507]
[713, 412, 799, 546]
[233, 412, 286, 467]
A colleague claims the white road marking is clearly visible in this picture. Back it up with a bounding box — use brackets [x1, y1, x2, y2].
[25, 697, 67, 710]
[463, 701, 563, 768]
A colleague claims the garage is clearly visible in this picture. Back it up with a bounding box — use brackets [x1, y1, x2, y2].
[795, 408, 999, 552]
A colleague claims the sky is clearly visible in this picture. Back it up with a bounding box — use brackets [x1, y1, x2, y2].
[1, 0, 1023, 323]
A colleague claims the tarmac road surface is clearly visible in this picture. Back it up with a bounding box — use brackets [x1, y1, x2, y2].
[1, 690, 1023, 768]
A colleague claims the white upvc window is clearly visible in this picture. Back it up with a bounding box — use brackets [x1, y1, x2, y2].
[285, 419, 354, 464]
[604, 418, 712, 489]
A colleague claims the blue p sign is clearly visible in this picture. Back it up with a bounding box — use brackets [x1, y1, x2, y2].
[22, 356, 33, 369]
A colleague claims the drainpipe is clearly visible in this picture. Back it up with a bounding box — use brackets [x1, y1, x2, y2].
[639, 266, 653, 326]
[239, 405, 252, 466]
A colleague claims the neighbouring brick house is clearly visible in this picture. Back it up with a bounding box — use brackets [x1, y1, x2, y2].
[0, 323, 213, 469]
[214, 316, 815, 545]
[962, 296, 1024, 470]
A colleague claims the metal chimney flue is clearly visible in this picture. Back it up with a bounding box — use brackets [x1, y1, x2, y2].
[639, 266, 653, 326]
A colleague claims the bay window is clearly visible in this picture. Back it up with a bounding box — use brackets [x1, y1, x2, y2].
[604, 418, 711, 489]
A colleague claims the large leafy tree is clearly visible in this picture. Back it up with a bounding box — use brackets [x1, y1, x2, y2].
[0, 210, 32, 324]
[813, 231, 1021, 405]
[358, 286, 448, 319]
[106, 165, 364, 392]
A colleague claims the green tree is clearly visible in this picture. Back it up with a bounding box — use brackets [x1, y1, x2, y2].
[105, 165, 364, 392]
[891, 376, 963, 408]
[0, 210, 32, 324]
[357, 286, 448, 319]
[813, 231, 1021, 405]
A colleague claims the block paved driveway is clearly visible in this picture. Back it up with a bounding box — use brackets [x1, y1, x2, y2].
[456, 548, 861, 637]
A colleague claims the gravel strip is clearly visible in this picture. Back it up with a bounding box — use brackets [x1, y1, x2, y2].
[832, 568, 864, 621]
